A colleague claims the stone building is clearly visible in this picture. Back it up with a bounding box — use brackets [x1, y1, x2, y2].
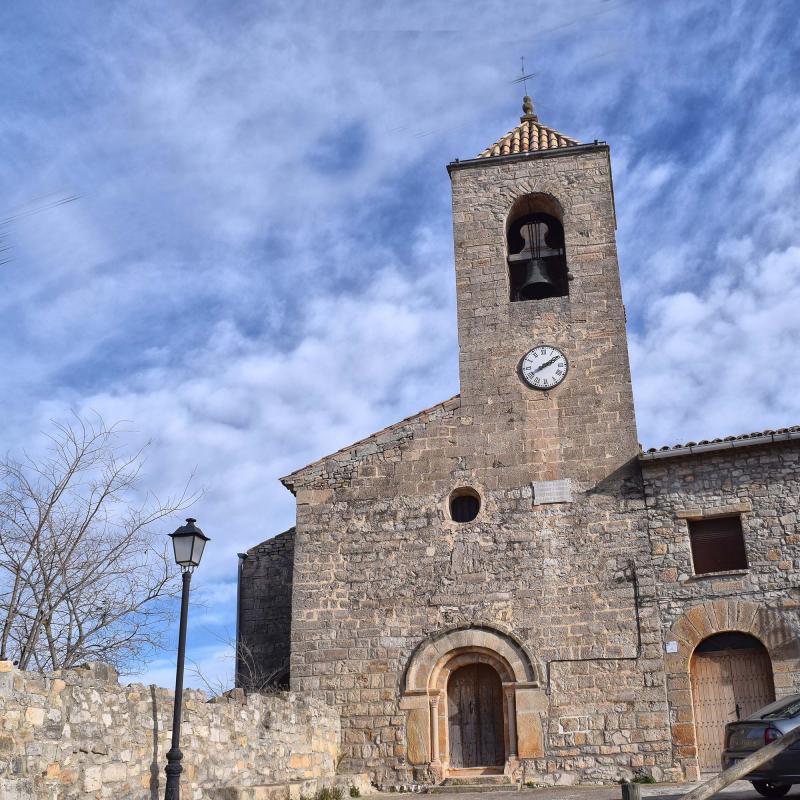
[238, 97, 800, 787]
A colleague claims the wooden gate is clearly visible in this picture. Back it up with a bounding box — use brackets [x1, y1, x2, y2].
[691, 642, 775, 772]
[447, 663, 504, 768]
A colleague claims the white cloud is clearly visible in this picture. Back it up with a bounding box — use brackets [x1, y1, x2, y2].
[2, 0, 799, 680]
[34, 254, 458, 578]
[631, 246, 800, 447]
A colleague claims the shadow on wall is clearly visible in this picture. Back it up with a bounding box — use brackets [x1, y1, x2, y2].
[587, 457, 643, 498]
[150, 684, 160, 800]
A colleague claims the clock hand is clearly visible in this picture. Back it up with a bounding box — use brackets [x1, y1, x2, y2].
[533, 355, 560, 374]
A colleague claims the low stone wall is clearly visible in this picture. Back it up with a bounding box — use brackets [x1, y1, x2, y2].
[0, 660, 342, 800]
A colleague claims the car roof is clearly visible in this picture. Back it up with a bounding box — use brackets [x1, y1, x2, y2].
[745, 694, 800, 720]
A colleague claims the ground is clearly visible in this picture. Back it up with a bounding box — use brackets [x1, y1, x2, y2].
[372, 781, 796, 800]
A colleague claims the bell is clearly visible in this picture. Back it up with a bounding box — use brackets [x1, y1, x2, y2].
[517, 257, 556, 300]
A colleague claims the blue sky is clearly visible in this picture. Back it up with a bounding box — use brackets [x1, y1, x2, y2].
[2, 0, 799, 688]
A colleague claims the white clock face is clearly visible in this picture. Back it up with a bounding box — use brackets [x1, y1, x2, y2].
[520, 345, 568, 390]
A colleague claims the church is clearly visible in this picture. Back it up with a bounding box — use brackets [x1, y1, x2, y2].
[237, 97, 800, 788]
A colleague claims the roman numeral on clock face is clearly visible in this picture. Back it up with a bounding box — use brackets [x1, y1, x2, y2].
[519, 345, 568, 390]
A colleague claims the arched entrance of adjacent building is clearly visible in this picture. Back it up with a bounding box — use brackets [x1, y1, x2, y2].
[691, 632, 775, 772]
[447, 662, 505, 768]
[664, 600, 800, 780]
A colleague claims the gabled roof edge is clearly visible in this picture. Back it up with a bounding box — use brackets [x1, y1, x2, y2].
[280, 394, 461, 494]
[245, 526, 296, 556]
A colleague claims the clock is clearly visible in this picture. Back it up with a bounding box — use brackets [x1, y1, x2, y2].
[520, 345, 568, 390]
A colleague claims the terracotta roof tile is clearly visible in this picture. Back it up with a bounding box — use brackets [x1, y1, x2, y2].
[640, 425, 800, 460]
[477, 96, 580, 159]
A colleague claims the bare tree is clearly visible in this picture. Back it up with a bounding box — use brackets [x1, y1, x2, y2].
[186, 634, 289, 698]
[0, 414, 195, 672]
[236, 638, 290, 693]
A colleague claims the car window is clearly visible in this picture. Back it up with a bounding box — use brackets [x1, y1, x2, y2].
[761, 697, 800, 719]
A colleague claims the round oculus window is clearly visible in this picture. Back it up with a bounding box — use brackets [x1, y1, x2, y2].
[449, 488, 481, 523]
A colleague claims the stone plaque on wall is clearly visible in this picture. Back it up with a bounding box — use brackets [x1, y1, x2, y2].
[532, 479, 572, 505]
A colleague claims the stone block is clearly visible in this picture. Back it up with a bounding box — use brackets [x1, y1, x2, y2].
[405, 707, 429, 765]
[24, 707, 45, 726]
[685, 606, 713, 640]
[99, 761, 125, 782]
[671, 723, 695, 747]
[516, 687, 546, 758]
[83, 766, 102, 793]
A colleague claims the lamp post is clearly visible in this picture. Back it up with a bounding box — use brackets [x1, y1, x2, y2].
[164, 518, 209, 800]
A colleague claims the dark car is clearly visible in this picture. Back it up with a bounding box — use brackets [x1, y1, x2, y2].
[723, 694, 800, 797]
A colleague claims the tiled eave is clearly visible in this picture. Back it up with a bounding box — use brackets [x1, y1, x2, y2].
[639, 427, 800, 461]
[447, 141, 608, 175]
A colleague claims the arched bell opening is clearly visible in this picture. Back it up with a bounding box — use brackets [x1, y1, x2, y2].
[690, 632, 775, 773]
[506, 193, 569, 302]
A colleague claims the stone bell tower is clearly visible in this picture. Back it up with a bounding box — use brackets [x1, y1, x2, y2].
[447, 96, 638, 485]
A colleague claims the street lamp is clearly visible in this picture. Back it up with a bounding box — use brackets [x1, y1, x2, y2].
[164, 518, 210, 800]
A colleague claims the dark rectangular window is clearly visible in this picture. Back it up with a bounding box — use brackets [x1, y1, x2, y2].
[688, 515, 748, 575]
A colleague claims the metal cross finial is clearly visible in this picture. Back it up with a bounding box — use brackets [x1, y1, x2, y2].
[512, 57, 538, 120]
[512, 56, 536, 95]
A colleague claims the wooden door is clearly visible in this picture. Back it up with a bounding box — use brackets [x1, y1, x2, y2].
[691, 649, 774, 771]
[447, 663, 504, 768]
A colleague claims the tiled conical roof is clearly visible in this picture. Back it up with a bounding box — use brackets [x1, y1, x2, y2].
[477, 96, 580, 158]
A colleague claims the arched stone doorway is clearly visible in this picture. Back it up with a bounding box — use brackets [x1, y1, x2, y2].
[690, 632, 775, 772]
[664, 600, 800, 780]
[400, 625, 547, 779]
[447, 663, 505, 768]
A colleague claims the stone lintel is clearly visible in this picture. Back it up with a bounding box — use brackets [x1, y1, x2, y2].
[675, 502, 752, 520]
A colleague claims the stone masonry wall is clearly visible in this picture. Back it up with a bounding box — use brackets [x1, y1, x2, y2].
[281, 146, 676, 786]
[643, 441, 800, 637]
[0, 660, 339, 800]
[642, 442, 800, 778]
[450, 147, 640, 486]
[239, 528, 295, 688]
[287, 405, 673, 786]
